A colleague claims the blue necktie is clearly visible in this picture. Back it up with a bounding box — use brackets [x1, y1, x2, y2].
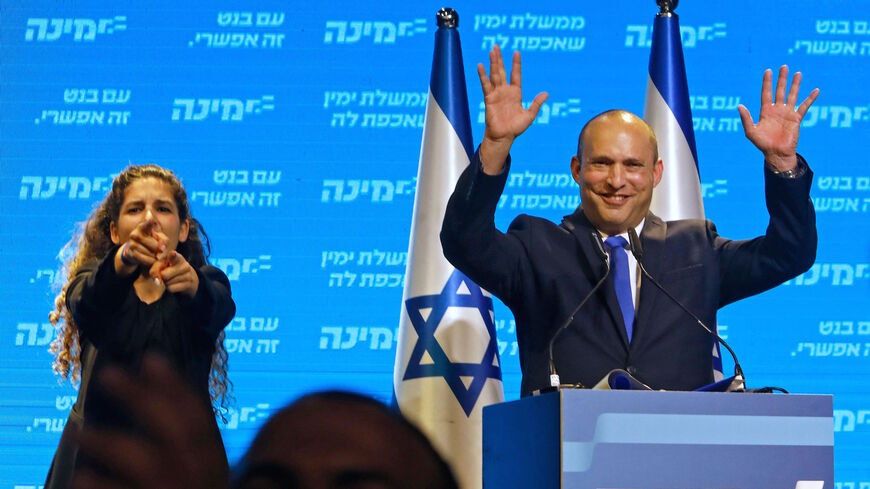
[604, 236, 634, 342]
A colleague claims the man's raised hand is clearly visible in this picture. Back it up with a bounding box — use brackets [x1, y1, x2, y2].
[737, 65, 819, 172]
[477, 45, 548, 174]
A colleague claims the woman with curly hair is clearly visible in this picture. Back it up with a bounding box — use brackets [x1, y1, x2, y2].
[44, 164, 235, 487]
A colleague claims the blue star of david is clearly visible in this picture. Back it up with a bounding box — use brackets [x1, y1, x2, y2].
[403, 269, 502, 416]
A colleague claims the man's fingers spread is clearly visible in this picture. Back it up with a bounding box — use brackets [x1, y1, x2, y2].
[477, 63, 491, 95]
[774, 65, 788, 105]
[787, 72, 802, 107]
[760, 69, 773, 107]
[796, 88, 820, 117]
[528, 92, 549, 119]
[495, 45, 507, 82]
[489, 46, 502, 85]
[510, 50, 522, 87]
[737, 104, 755, 137]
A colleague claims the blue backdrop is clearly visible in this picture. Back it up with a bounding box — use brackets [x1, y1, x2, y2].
[1, 0, 868, 485]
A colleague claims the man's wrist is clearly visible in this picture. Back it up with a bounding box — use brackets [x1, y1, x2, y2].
[767, 154, 807, 179]
[763, 153, 797, 173]
[479, 136, 512, 175]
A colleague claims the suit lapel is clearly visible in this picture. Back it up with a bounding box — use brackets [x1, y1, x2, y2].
[633, 213, 667, 351]
[560, 209, 605, 277]
[562, 209, 631, 351]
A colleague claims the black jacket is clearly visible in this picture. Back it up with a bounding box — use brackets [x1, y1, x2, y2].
[441, 150, 816, 396]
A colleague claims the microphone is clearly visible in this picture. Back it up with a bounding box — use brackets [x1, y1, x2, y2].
[627, 228, 745, 392]
[547, 232, 610, 388]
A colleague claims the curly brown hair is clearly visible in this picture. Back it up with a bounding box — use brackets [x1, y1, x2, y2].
[49, 164, 232, 420]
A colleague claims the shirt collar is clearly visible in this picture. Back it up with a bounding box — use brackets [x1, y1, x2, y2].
[598, 218, 646, 242]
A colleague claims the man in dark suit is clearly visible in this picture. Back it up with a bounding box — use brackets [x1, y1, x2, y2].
[440, 45, 819, 396]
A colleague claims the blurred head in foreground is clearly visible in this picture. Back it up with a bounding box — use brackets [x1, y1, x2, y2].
[233, 391, 459, 489]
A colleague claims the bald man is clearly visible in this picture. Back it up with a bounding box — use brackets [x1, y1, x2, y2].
[441, 46, 818, 396]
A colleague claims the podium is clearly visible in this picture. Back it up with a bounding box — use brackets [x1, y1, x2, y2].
[483, 390, 833, 489]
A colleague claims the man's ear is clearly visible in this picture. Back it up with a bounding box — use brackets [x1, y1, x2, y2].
[652, 158, 664, 187]
[571, 155, 583, 185]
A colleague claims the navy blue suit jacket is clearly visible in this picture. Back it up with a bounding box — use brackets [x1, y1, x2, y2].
[441, 151, 816, 396]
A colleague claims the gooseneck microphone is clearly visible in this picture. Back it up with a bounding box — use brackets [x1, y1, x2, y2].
[627, 228, 746, 391]
[547, 232, 610, 388]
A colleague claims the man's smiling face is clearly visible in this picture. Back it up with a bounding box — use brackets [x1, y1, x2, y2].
[571, 112, 663, 235]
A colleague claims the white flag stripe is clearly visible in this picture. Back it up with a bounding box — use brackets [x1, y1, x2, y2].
[645, 76, 705, 220]
[400, 91, 467, 298]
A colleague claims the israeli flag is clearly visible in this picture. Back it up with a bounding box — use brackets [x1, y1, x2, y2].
[643, 8, 724, 380]
[392, 10, 503, 489]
